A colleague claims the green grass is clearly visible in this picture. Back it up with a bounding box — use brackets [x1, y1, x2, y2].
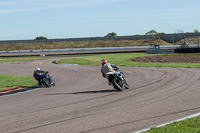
[0, 55, 76, 89]
[0, 54, 95, 63]
[0, 56, 60, 89]
[0, 56, 57, 63]
[58, 53, 200, 68]
[0, 74, 37, 89]
[143, 115, 200, 133]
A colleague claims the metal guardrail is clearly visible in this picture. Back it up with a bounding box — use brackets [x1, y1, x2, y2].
[0, 44, 198, 54]
[0, 45, 180, 54]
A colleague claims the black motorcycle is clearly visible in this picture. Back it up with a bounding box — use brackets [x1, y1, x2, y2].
[106, 71, 129, 91]
[36, 73, 55, 87]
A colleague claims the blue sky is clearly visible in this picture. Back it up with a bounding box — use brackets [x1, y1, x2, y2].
[0, 0, 200, 40]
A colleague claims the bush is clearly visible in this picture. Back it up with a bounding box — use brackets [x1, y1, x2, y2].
[35, 36, 48, 40]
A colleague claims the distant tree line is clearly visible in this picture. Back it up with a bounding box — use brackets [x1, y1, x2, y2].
[104, 29, 199, 37]
[35, 29, 199, 39]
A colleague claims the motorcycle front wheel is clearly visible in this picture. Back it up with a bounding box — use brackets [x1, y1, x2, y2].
[112, 79, 124, 91]
[125, 83, 129, 89]
[42, 78, 51, 87]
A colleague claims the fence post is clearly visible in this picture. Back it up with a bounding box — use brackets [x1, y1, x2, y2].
[6, 43, 8, 51]
[171, 35, 174, 45]
[184, 37, 186, 48]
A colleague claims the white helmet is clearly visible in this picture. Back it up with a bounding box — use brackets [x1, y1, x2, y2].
[35, 68, 40, 71]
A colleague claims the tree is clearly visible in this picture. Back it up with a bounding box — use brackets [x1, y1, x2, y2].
[105, 32, 117, 37]
[145, 30, 158, 35]
[194, 29, 199, 33]
[35, 36, 48, 40]
[158, 32, 166, 35]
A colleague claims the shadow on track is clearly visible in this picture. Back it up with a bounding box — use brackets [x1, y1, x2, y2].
[46, 89, 117, 95]
[0, 85, 42, 96]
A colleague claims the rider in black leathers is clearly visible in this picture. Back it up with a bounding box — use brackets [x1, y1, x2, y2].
[33, 68, 49, 85]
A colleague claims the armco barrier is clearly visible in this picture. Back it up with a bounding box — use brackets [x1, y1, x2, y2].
[0, 46, 150, 54]
[146, 49, 175, 54]
[0, 45, 199, 56]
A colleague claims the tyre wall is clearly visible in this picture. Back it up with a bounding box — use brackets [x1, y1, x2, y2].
[175, 48, 200, 53]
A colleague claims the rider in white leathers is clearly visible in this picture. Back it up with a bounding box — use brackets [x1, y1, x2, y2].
[101, 59, 118, 85]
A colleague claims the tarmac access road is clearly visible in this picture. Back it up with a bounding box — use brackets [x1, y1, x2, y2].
[1, 58, 200, 133]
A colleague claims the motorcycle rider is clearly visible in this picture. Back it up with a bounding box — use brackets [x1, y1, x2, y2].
[33, 68, 49, 85]
[101, 59, 119, 85]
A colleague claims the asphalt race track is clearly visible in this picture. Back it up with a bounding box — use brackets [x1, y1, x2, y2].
[1, 58, 200, 133]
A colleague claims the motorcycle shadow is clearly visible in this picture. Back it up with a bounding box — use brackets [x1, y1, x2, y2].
[0, 85, 40, 96]
[36, 84, 52, 88]
[68, 89, 117, 94]
[46, 89, 117, 95]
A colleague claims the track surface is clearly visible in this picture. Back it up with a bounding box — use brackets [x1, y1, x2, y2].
[1, 59, 200, 133]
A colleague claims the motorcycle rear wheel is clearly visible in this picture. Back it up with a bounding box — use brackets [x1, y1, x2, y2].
[38, 80, 42, 86]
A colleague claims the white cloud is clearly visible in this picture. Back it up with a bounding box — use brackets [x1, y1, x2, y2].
[0, 7, 42, 13]
[0, 0, 27, 5]
[0, 0, 128, 13]
[176, 7, 200, 11]
[47, 0, 127, 8]
[0, 31, 28, 36]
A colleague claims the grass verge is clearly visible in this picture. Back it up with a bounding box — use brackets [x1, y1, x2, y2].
[0, 56, 59, 63]
[142, 115, 200, 133]
[0, 74, 37, 89]
[58, 53, 200, 68]
[0, 54, 94, 63]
